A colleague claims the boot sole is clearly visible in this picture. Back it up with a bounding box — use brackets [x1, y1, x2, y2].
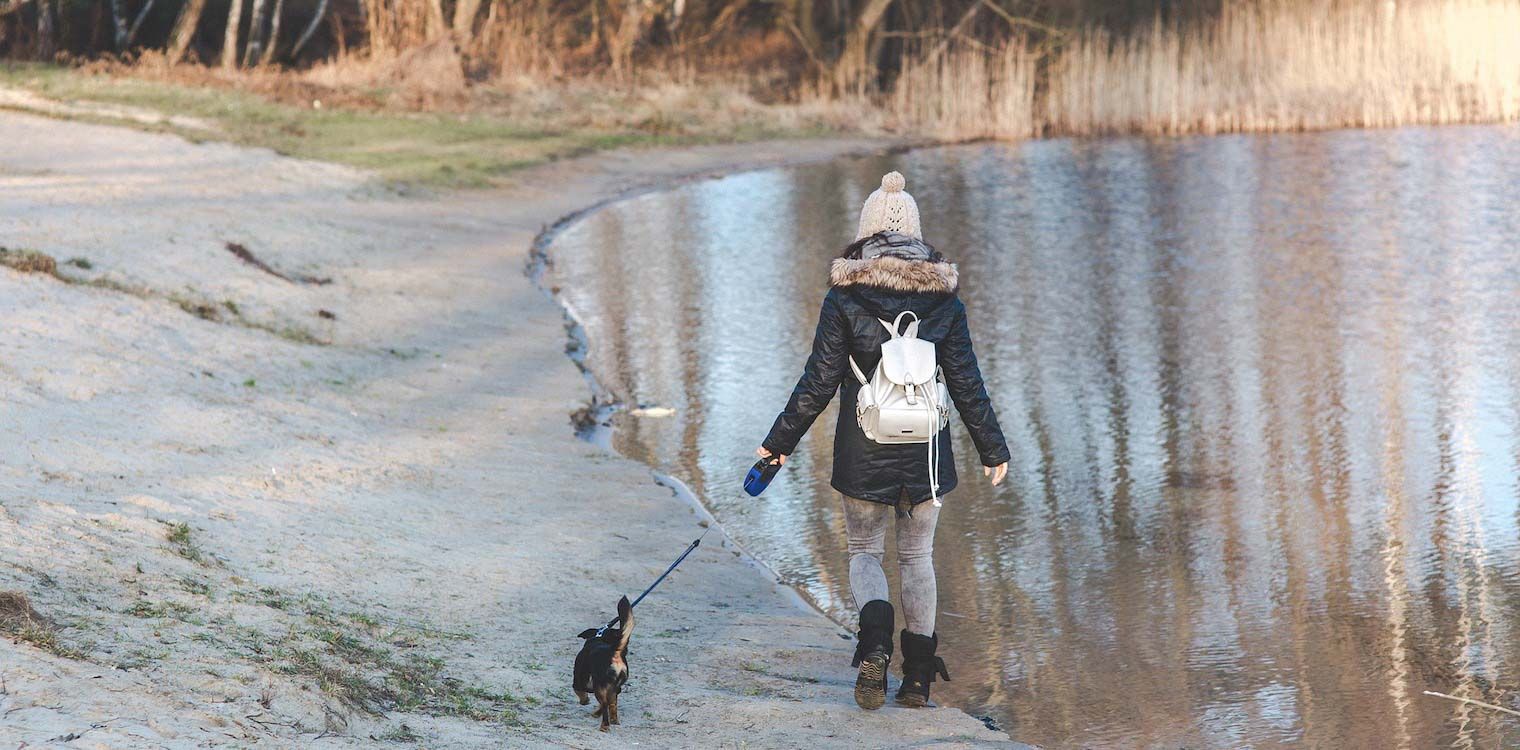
[855, 654, 888, 710]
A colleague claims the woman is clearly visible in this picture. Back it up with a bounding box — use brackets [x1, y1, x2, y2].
[757, 171, 1010, 710]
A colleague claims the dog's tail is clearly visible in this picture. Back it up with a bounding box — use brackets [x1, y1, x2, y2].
[615, 595, 634, 651]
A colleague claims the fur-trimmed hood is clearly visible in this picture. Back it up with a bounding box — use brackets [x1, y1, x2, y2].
[829, 233, 958, 294]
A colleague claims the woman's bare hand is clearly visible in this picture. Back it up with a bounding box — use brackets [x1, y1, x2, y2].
[984, 463, 1008, 486]
[756, 447, 787, 465]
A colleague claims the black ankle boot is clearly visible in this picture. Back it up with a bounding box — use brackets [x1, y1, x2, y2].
[852, 600, 894, 710]
[895, 630, 949, 707]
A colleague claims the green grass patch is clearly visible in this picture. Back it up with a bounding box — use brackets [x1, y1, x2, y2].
[0, 63, 819, 188]
[14, 622, 89, 659]
[178, 577, 212, 596]
[273, 618, 516, 719]
[222, 588, 508, 721]
[376, 723, 422, 742]
[164, 521, 207, 563]
[125, 598, 195, 620]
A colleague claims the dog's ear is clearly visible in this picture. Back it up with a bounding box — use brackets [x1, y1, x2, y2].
[576, 628, 599, 639]
[617, 596, 631, 619]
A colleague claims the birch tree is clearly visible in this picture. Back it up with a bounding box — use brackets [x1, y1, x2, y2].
[108, 0, 129, 49]
[258, 0, 285, 65]
[221, 0, 244, 67]
[242, 0, 270, 65]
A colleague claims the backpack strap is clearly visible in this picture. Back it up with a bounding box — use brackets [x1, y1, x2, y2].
[891, 310, 920, 339]
[881, 311, 920, 339]
[848, 355, 870, 385]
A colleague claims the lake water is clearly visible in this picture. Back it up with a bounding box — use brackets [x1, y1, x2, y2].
[546, 128, 1520, 748]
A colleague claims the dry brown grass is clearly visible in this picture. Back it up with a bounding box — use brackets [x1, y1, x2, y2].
[1043, 0, 1520, 136]
[0, 591, 50, 631]
[889, 0, 1520, 140]
[890, 41, 1040, 141]
[0, 247, 59, 275]
[0, 591, 84, 659]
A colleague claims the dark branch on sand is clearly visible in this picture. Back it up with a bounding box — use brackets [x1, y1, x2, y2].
[225, 242, 331, 285]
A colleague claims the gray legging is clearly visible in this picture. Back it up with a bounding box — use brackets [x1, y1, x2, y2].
[842, 495, 939, 636]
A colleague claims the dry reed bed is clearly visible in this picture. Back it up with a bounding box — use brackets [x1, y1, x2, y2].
[891, 0, 1520, 140]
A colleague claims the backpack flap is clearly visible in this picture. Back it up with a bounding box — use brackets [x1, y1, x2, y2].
[879, 336, 937, 388]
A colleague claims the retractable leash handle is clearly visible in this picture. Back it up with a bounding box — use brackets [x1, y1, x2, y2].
[599, 530, 708, 634]
[744, 456, 784, 496]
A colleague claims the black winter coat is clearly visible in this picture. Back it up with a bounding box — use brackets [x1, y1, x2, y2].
[762, 245, 1010, 507]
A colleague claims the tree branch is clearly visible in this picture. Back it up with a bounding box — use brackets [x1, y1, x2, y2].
[927, 1, 980, 60]
[288, 0, 328, 60]
[782, 14, 825, 72]
[977, 0, 1067, 38]
[126, 0, 160, 46]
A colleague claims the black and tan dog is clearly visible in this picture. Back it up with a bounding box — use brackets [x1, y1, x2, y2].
[573, 596, 634, 731]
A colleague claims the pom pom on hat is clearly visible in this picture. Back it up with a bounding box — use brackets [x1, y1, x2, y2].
[856, 171, 922, 240]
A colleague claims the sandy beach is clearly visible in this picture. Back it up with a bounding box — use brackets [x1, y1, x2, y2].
[0, 109, 1022, 748]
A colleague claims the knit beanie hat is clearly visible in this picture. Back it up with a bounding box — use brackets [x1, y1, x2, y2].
[855, 171, 923, 241]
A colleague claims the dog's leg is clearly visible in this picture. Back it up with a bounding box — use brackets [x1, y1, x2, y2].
[595, 688, 611, 731]
[609, 690, 620, 725]
[573, 650, 592, 706]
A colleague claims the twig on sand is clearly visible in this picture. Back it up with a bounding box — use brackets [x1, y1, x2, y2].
[224, 242, 331, 285]
[1423, 690, 1520, 719]
[245, 712, 297, 730]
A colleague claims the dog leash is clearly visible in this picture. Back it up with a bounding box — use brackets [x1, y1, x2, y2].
[597, 527, 711, 636]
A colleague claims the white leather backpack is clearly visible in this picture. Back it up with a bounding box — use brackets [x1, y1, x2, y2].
[848, 311, 952, 505]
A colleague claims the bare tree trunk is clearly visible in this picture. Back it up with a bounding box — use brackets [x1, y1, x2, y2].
[258, 0, 284, 64]
[452, 0, 482, 41]
[167, 0, 206, 61]
[427, 0, 446, 40]
[328, 0, 343, 54]
[107, 0, 130, 49]
[36, 0, 55, 58]
[288, 0, 326, 59]
[608, 0, 644, 78]
[242, 0, 269, 65]
[221, 0, 243, 68]
[832, 0, 895, 93]
[589, 0, 602, 52]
